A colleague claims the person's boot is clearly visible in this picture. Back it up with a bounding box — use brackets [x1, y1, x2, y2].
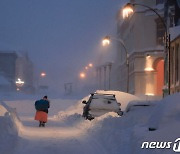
[42, 122, 45, 127]
[39, 121, 42, 127]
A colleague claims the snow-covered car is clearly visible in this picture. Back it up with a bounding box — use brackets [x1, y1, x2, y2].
[82, 93, 123, 120]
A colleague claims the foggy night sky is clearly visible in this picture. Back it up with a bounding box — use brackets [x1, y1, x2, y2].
[0, 0, 126, 91]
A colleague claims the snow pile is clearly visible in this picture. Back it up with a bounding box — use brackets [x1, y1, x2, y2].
[1, 92, 179, 154]
[0, 101, 22, 154]
[56, 90, 141, 121]
[126, 100, 159, 112]
[148, 93, 180, 130]
[5, 98, 77, 117]
[56, 100, 84, 118]
[132, 93, 180, 154]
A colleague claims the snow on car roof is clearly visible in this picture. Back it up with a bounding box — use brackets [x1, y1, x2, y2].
[92, 94, 116, 100]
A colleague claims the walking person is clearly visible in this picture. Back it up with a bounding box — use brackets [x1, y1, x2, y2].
[34, 95, 50, 127]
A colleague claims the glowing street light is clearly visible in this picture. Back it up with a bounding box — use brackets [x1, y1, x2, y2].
[102, 36, 110, 46]
[15, 78, 25, 87]
[122, 3, 134, 18]
[85, 66, 88, 70]
[88, 63, 93, 67]
[80, 72, 86, 79]
[41, 72, 46, 77]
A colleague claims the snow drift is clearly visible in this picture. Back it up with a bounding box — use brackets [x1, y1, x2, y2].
[0, 101, 22, 154]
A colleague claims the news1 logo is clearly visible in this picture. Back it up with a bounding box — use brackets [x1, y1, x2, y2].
[141, 138, 180, 152]
[173, 138, 180, 152]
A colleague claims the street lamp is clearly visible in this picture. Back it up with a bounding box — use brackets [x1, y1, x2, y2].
[88, 63, 93, 67]
[80, 72, 86, 79]
[15, 78, 25, 89]
[102, 36, 110, 46]
[102, 36, 129, 93]
[41, 72, 46, 77]
[122, 2, 170, 95]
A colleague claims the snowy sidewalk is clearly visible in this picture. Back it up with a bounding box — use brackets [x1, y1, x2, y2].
[13, 115, 108, 154]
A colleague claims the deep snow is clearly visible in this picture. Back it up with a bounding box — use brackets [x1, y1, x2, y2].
[0, 91, 180, 154]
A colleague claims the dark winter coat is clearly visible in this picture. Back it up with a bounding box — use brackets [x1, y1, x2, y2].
[35, 99, 50, 113]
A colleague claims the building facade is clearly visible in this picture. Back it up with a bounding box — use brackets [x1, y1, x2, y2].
[114, 0, 165, 97]
[0, 51, 34, 93]
[164, 0, 180, 93]
[0, 52, 17, 91]
[16, 52, 34, 93]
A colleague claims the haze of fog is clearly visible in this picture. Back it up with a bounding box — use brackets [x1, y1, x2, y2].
[0, 0, 127, 94]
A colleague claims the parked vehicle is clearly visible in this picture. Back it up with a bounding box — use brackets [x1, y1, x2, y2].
[82, 93, 123, 120]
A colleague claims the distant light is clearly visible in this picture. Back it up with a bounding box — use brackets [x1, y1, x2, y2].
[145, 93, 155, 96]
[89, 63, 93, 67]
[102, 36, 110, 46]
[85, 66, 88, 70]
[15, 78, 25, 87]
[122, 3, 134, 19]
[80, 72, 86, 79]
[145, 55, 154, 71]
[16, 88, 20, 91]
[144, 68, 154, 71]
[41, 72, 46, 77]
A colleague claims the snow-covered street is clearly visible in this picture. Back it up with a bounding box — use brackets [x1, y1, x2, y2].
[1, 92, 180, 154]
[4, 98, 121, 154]
[13, 116, 105, 154]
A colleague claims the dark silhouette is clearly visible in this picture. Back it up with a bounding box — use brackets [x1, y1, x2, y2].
[34, 96, 50, 127]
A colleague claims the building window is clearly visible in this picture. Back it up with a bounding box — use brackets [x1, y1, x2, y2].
[156, 18, 165, 45]
[156, 0, 164, 5]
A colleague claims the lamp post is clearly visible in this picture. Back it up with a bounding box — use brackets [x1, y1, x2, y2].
[122, 2, 170, 95]
[102, 36, 129, 93]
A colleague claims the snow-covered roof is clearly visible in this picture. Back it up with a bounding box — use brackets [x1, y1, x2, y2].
[170, 25, 180, 41]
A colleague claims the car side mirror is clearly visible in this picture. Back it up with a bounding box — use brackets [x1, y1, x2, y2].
[82, 100, 87, 104]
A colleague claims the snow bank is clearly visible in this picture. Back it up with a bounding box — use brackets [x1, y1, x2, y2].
[132, 93, 180, 154]
[126, 100, 159, 112]
[148, 93, 180, 130]
[55, 90, 141, 122]
[0, 101, 23, 154]
[1, 92, 179, 154]
[55, 99, 84, 120]
[5, 98, 77, 116]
